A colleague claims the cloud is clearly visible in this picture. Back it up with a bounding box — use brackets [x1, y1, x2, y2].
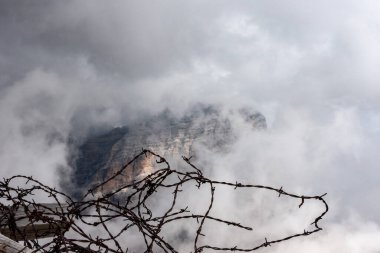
[1, 0, 380, 251]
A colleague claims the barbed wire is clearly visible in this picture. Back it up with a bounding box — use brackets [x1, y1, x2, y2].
[0, 149, 328, 252]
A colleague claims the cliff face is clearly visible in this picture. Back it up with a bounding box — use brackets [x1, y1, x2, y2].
[70, 106, 266, 197]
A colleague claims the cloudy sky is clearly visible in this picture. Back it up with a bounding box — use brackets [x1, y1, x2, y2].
[1, 1, 380, 252]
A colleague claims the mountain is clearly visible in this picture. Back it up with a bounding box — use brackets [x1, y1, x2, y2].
[69, 105, 266, 198]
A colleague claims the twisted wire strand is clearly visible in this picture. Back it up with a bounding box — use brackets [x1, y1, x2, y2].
[0, 149, 328, 252]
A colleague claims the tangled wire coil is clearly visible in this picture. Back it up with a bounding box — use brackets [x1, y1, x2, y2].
[0, 149, 328, 252]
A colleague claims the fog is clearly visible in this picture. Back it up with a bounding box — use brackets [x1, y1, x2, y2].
[1, 1, 380, 252]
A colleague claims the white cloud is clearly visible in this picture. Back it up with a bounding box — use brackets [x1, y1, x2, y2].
[1, 0, 380, 251]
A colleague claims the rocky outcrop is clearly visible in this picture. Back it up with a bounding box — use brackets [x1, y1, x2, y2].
[70, 105, 266, 197]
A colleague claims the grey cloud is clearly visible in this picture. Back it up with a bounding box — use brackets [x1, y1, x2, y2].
[0, 1, 223, 84]
[1, 0, 380, 252]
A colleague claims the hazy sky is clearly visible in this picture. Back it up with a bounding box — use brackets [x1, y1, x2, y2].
[1, 1, 380, 252]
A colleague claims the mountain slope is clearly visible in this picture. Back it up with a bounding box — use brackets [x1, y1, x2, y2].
[69, 105, 266, 197]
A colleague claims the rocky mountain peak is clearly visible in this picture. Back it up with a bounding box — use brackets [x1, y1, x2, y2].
[69, 105, 266, 198]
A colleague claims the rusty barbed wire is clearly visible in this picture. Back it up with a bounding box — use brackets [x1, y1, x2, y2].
[0, 149, 328, 252]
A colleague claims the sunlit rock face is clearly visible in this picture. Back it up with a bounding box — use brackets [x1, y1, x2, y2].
[69, 105, 266, 197]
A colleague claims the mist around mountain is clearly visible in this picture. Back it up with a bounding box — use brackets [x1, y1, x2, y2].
[67, 105, 266, 198]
